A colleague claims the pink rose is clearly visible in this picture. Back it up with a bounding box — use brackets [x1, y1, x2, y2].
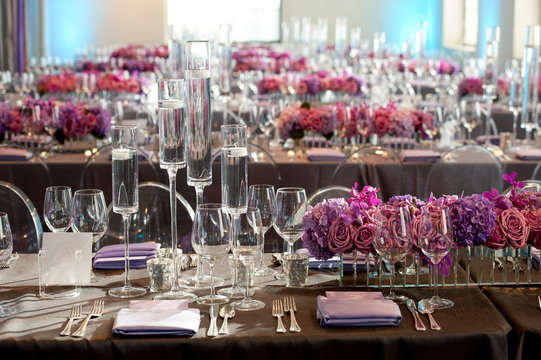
[486, 223, 507, 250]
[320, 78, 331, 92]
[327, 216, 354, 254]
[342, 79, 359, 95]
[352, 222, 376, 254]
[296, 80, 308, 95]
[522, 208, 541, 246]
[499, 207, 529, 249]
[373, 113, 389, 136]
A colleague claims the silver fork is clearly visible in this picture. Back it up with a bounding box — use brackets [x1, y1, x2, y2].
[272, 299, 286, 333]
[283, 296, 301, 333]
[59, 304, 82, 336]
[72, 300, 104, 338]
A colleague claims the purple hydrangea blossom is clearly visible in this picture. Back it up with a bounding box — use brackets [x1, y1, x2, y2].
[449, 194, 497, 247]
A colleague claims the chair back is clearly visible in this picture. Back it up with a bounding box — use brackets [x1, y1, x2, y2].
[307, 186, 351, 207]
[0, 180, 42, 253]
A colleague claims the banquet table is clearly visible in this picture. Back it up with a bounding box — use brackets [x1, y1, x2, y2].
[0, 254, 515, 360]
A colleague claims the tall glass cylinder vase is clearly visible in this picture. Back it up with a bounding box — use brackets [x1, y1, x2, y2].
[154, 78, 197, 302]
[521, 25, 541, 143]
[168, 24, 183, 79]
[108, 126, 147, 298]
[482, 26, 500, 145]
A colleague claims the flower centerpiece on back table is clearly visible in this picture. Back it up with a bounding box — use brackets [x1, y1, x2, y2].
[276, 102, 337, 143]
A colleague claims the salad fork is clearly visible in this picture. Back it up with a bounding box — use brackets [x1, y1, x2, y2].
[59, 304, 82, 336]
[272, 299, 286, 333]
[72, 300, 104, 338]
[283, 296, 301, 332]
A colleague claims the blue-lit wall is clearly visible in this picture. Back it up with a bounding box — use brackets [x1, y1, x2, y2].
[43, 0, 96, 60]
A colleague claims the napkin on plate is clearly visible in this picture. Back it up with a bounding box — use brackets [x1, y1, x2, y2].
[317, 291, 402, 327]
[475, 135, 500, 146]
[400, 150, 440, 162]
[93, 242, 160, 269]
[306, 148, 346, 161]
[296, 248, 375, 272]
[515, 149, 541, 161]
[113, 299, 200, 336]
[0, 148, 32, 161]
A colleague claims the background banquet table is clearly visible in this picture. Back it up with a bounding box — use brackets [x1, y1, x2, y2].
[0, 254, 514, 360]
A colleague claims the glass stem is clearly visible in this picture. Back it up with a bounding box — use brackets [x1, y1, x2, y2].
[168, 168, 179, 292]
[433, 263, 439, 300]
[389, 262, 395, 298]
[195, 186, 205, 207]
[244, 257, 252, 301]
[123, 214, 131, 288]
[209, 261, 216, 297]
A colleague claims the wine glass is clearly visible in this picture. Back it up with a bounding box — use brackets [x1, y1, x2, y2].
[43, 186, 72, 232]
[239, 101, 259, 141]
[192, 203, 231, 305]
[154, 78, 196, 302]
[231, 207, 265, 311]
[71, 189, 108, 248]
[0, 212, 15, 317]
[108, 125, 147, 298]
[459, 97, 481, 142]
[373, 205, 413, 304]
[418, 206, 454, 309]
[248, 184, 277, 276]
[273, 187, 307, 255]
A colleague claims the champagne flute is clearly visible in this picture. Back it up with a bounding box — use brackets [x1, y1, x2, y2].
[0, 213, 15, 317]
[192, 204, 231, 305]
[154, 78, 196, 302]
[273, 187, 307, 256]
[418, 206, 454, 309]
[231, 207, 265, 311]
[248, 184, 277, 276]
[108, 125, 146, 298]
[373, 205, 413, 304]
[43, 186, 72, 232]
[218, 124, 249, 298]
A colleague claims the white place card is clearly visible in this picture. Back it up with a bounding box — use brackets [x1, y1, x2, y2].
[41, 232, 93, 286]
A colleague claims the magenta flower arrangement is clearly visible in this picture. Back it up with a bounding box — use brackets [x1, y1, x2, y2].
[257, 75, 286, 95]
[232, 46, 308, 73]
[81, 59, 158, 73]
[36, 72, 80, 96]
[276, 102, 337, 140]
[96, 73, 141, 94]
[458, 77, 484, 97]
[110, 44, 168, 59]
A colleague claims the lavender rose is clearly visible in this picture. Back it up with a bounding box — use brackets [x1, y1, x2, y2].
[522, 208, 541, 244]
[352, 223, 376, 254]
[327, 216, 354, 254]
[499, 207, 529, 249]
[486, 222, 507, 250]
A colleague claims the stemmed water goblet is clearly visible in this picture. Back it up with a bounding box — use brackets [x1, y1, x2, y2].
[273, 187, 307, 256]
[43, 186, 72, 232]
[192, 204, 231, 305]
[238, 101, 259, 141]
[418, 206, 454, 309]
[459, 97, 481, 143]
[154, 78, 197, 302]
[372, 205, 413, 303]
[231, 207, 265, 311]
[0, 213, 15, 317]
[108, 125, 146, 298]
[248, 184, 277, 277]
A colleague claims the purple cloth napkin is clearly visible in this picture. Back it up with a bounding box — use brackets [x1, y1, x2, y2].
[93, 243, 160, 269]
[113, 300, 200, 337]
[317, 293, 402, 327]
[0, 148, 32, 161]
[515, 149, 541, 161]
[400, 150, 440, 162]
[475, 135, 500, 146]
[306, 148, 346, 161]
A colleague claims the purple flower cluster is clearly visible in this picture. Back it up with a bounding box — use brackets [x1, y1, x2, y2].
[458, 77, 484, 97]
[448, 194, 496, 247]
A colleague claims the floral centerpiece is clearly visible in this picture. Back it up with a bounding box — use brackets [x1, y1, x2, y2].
[458, 77, 484, 97]
[96, 73, 141, 94]
[110, 44, 168, 59]
[36, 72, 81, 96]
[276, 102, 337, 141]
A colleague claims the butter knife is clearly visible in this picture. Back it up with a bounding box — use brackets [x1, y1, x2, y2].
[406, 299, 426, 332]
[207, 305, 219, 337]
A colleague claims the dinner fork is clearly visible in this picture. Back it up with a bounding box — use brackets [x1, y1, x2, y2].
[272, 299, 286, 333]
[72, 300, 104, 338]
[59, 304, 82, 336]
[283, 296, 301, 332]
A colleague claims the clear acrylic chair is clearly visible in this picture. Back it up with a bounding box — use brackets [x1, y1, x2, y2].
[531, 162, 541, 181]
[423, 144, 503, 199]
[100, 181, 194, 252]
[331, 145, 405, 198]
[0, 180, 43, 253]
[501, 180, 541, 196]
[307, 185, 351, 207]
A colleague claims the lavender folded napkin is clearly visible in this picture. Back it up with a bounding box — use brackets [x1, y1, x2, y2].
[93, 242, 160, 269]
[113, 300, 200, 337]
[0, 148, 32, 161]
[400, 150, 440, 162]
[475, 135, 500, 146]
[306, 148, 346, 161]
[317, 291, 402, 327]
[515, 149, 541, 161]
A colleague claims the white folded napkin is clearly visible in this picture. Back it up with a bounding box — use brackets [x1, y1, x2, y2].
[112, 300, 200, 336]
[306, 148, 346, 161]
[0, 148, 32, 161]
[515, 149, 541, 161]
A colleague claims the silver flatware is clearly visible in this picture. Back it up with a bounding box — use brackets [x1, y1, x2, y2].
[406, 299, 426, 332]
[218, 304, 235, 335]
[59, 304, 82, 336]
[207, 304, 219, 337]
[283, 296, 301, 333]
[418, 299, 441, 331]
[1, 253, 18, 269]
[272, 299, 286, 333]
[72, 300, 104, 338]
